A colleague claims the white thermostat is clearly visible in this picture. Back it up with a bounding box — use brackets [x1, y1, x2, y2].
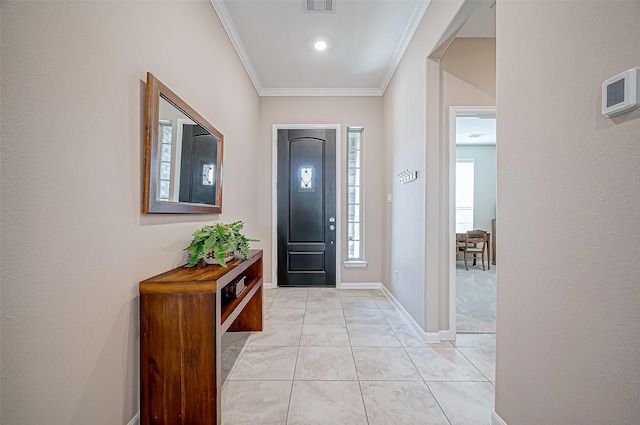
[602, 67, 640, 117]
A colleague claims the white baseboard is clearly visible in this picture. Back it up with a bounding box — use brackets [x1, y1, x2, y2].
[425, 332, 441, 343]
[491, 410, 507, 425]
[337, 282, 381, 289]
[266, 282, 381, 290]
[127, 412, 140, 425]
[439, 328, 456, 340]
[379, 286, 433, 341]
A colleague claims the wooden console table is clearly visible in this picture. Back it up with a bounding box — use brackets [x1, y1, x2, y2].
[139, 249, 263, 425]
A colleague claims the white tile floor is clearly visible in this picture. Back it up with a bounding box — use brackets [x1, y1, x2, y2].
[221, 287, 495, 425]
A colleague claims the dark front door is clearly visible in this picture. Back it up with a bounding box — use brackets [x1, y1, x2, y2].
[179, 125, 218, 205]
[277, 128, 336, 287]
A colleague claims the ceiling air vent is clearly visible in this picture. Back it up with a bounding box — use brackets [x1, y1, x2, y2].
[305, 0, 334, 13]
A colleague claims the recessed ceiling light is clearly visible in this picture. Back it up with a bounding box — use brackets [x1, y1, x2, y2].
[314, 41, 327, 51]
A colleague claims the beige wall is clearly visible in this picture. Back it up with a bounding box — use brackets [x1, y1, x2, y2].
[258, 96, 384, 284]
[496, 1, 640, 424]
[381, 0, 473, 331]
[1, 4, 3, 419]
[5, 1, 638, 424]
[0, 2, 260, 424]
[441, 38, 496, 141]
[439, 37, 496, 328]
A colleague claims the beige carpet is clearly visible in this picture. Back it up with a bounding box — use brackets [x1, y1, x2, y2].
[456, 261, 496, 333]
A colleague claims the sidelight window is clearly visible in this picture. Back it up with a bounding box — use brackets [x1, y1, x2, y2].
[345, 127, 366, 266]
[158, 120, 173, 200]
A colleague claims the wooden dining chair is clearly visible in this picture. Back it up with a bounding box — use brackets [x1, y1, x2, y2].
[462, 230, 489, 271]
[456, 236, 466, 261]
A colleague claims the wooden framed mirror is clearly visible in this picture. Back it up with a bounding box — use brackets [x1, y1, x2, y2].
[143, 72, 224, 214]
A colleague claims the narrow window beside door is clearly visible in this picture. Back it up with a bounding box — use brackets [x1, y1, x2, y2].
[345, 127, 366, 267]
[158, 120, 173, 200]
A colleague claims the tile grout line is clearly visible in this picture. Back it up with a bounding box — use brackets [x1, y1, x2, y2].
[285, 294, 306, 425]
[344, 297, 373, 425]
[423, 378, 454, 425]
[356, 380, 371, 425]
[223, 341, 249, 384]
[284, 349, 297, 425]
[454, 346, 493, 383]
[249, 288, 492, 424]
[394, 326, 454, 425]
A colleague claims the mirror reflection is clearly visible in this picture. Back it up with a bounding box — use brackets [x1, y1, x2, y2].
[143, 72, 224, 214]
[157, 96, 219, 205]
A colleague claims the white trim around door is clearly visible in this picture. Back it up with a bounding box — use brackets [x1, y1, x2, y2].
[271, 124, 342, 288]
[448, 106, 496, 336]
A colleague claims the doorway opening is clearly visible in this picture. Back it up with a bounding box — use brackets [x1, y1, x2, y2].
[449, 107, 496, 335]
[271, 124, 342, 287]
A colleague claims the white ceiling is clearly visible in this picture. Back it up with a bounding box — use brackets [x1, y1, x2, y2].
[456, 116, 496, 145]
[211, 0, 495, 96]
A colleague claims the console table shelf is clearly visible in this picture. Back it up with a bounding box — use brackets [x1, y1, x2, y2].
[139, 249, 263, 425]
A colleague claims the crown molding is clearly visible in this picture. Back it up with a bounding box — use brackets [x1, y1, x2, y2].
[210, 0, 264, 95]
[379, 0, 431, 94]
[211, 0, 429, 97]
[260, 87, 383, 97]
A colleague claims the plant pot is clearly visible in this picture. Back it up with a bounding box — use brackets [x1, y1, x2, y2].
[203, 251, 235, 266]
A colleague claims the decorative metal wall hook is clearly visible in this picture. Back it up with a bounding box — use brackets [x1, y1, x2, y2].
[398, 169, 418, 184]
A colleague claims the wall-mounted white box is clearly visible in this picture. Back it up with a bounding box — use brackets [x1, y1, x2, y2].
[602, 67, 640, 117]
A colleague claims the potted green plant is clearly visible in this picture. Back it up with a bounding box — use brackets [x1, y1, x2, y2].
[184, 221, 258, 267]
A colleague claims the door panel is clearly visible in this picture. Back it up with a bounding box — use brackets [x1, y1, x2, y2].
[288, 251, 325, 271]
[289, 139, 324, 242]
[179, 125, 217, 205]
[190, 134, 217, 205]
[277, 128, 336, 287]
